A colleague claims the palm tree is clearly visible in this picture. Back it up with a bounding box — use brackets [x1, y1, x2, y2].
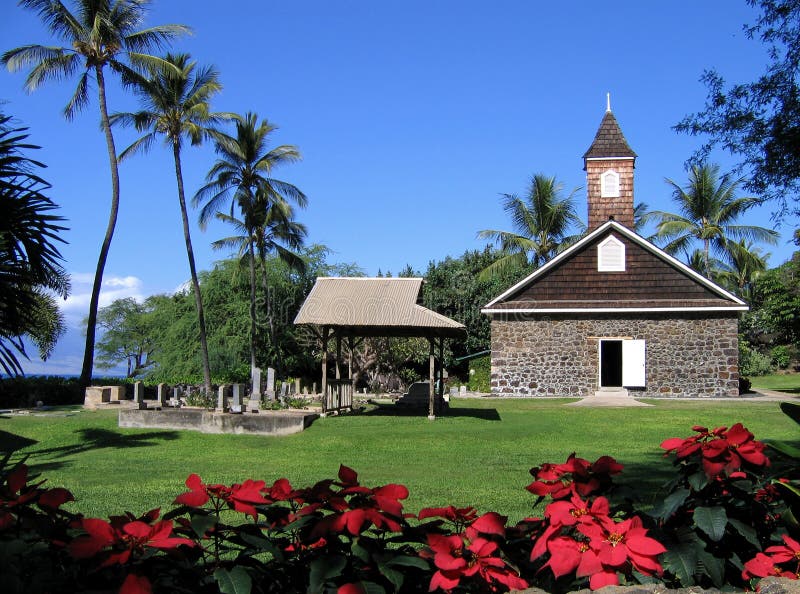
[213, 198, 307, 374]
[193, 113, 307, 375]
[716, 240, 769, 302]
[2, 0, 189, 386]
[650, 164, 778, 278]
[0, 112, 69, 375]
[109, 52, 231, 396]
[477, 174, 584, 280]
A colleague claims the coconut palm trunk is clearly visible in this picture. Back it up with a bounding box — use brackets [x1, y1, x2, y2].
[172, 142, 213, 395]
[248, 237, 258, 373]
[80, 66, 120, 386]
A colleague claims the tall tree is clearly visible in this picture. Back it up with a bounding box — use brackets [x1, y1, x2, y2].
[110, 52, 230, 396]
[477, 173, 584, 280]
[2, 0, 188, 386]
[716, 239, 769, 301]
[675, 0, 800, 220]
[213, 198, 307, 374]
[193, 113, 307, 374]
[648, 163, 778, 278]
[0, 112, 69, 375]
[94, 296, 155, 377]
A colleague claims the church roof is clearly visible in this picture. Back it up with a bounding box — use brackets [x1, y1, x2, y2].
[583, 110, 637, 160]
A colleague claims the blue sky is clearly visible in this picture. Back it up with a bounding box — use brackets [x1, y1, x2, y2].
[1, 1, 795, 375]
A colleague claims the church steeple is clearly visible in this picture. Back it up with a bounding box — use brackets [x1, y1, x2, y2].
[583, 106, 636, 230]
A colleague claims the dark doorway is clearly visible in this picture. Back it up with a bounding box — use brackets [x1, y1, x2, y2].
[600, 340, 623, 387]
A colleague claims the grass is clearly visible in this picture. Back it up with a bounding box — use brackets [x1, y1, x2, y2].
[750, 372, 800, 394]
[1, 399, 797, 523]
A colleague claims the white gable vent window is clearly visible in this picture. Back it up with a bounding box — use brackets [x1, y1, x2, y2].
[598, 235, 625, 271]
[601, 170, 620, 198]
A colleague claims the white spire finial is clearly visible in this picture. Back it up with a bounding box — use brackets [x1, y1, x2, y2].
[606, 92, 611, 112]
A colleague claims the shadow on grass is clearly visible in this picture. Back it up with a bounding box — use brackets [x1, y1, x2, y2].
[613, 451, 678, 508]
[27, 428, 181, 461]
[357, 405, 501, 421]
[0, 429, 39, 457]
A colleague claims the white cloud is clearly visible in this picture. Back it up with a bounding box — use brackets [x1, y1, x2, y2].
[60, 272, 145, 325]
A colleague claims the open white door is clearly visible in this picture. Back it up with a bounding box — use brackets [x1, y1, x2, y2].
[622, 339, 646, 387]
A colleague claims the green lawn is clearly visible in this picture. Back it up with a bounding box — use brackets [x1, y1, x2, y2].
[1, 399, 797, 523]
[751, 372, 800, 393]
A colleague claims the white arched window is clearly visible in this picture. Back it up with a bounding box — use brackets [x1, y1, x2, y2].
[597, 235, 625, 271]
[601, 170, 620, 198]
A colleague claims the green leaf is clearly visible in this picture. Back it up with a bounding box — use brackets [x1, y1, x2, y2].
[766, 440, 800, 459]
[697, 548, 725, 587]
[661, 542, 698, 586]
[360, 582, 386, 594]
[240, 533, 281, 557]
[309, 555, 347, 594]
[214, 567, 252, 594]
[351, 541, 371, 563]
[727, 517, 760, 548]
[377, 566, 403, 591]
[693, 506, 728, 542]
[648, 487, 689, 521]
[191, 514, 217, 538]
[688, 471, 709, 492]
[385, 555, 430, 571]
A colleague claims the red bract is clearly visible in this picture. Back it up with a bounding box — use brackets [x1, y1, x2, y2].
[418, 505, 478, 525]
[68, 510, 194, 567]
[742, 552, 797, 580]
[174, 474, 269, 519]
[526, 453, 622, 500]
[1, 464, 74, 531]
[120, 572, 153, 594]
[661, 423, 770, 479]
[546, 493, 610, 528]
[422, 533, 528, 593]
[579, 515, 665, 577]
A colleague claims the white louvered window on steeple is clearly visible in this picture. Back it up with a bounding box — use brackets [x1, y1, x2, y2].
[601, 170, 620, 197]
[598, 235, 625, 271]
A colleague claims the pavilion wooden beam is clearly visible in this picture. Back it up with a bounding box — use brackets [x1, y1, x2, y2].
[321, 326, 329, 414]
[428, 337, 436, 420]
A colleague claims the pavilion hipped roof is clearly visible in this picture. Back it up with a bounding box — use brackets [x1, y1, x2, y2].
[294, 277, 467, 339]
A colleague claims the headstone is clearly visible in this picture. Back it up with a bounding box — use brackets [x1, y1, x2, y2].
[295, 378, 301, 395]
[450, 387, 458, 397]
[281, 383, 289, 397]
[251, 366, 262, 398]
[217, 384, 228, 412]
[133, 381, 146, 409]
[265, 367, 275, 400]
[83, 386, 110, 409]
[313, 382, 317, 395]
[109, 385, 126, 401]
[230, 384, 243, 413]
[459, 385, 467, 396]
[156, 383, 168, 406]
[169, 386, 181, 408]
[303, 387, 308, 395]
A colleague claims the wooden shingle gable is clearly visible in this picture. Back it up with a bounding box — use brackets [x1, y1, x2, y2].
[482, 221, 748, 313]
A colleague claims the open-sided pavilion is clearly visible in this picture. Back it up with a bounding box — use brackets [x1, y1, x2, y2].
[293, 277, 467, 418]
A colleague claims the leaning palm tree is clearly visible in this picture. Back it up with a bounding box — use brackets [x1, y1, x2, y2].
[110, 52, 231, 396]
[649, 164, 778, 278]
[716, 240, 769, 302]
[477, 174, 584, 281]
[213, 198, 307, 374]
[193, 112, 307, 375]
[0, 112, 69, 375]
[2, 0, 189, 385]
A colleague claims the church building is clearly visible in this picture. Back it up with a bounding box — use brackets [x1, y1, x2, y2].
[481, 108, 747, 398]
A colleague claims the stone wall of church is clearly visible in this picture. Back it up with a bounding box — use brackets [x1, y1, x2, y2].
[489, 312, 740, 398]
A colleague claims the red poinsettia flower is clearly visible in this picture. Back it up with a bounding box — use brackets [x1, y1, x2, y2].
[68, 510, 194, 566]
[174, 474, 269, 519]
[743, 552, 798, 580]
[120, 572, 153, 594]
[527, 454, 622, 500]
[546, 493, 610, 528]
[418, 505, 479, 526]
[579, 515, 665, 576]
[422, 533, 527, 593]
[337, 583, 366, 594]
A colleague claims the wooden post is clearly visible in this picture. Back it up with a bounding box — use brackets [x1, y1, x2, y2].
[428, 337, 436, 420]
[438, 338, 445, 411]
[335, 334, 342, 380]
[321, 326, 329, 414]
[348, 335, 354, 384]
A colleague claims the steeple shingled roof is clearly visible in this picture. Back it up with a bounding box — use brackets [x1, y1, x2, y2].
[583, 110, 637, 159]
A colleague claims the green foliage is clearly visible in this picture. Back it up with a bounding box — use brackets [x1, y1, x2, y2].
[467, 355, 490, 393]
[0, 112, 69, 376]
[93, 297, 155, 377]
[675, 0, 800, 218]
[771, 345, 792, 369]
[749, 253, 800, 344]
[739, 338, 773, 377]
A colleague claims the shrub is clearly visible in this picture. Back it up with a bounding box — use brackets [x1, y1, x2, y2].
[467, 355, 491, 393]
[740, 339, 773, 376]
[771, 345, 791, 369]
